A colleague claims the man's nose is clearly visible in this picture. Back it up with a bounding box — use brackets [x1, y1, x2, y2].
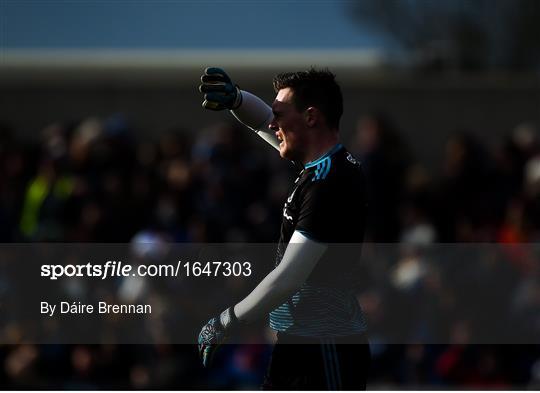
[268, 119, 279, 132]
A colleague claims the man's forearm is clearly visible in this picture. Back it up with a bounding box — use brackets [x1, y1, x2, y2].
[231, 90, 280, 151]
[233, 268, 293, 323]
[233, 231, 326, 323]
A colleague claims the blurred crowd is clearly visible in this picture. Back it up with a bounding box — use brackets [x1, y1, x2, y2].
[0, 113, 539, 388]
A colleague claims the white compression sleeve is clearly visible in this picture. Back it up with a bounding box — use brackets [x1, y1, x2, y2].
[233, 231, 327, 323]
[230, 90, 280, 151]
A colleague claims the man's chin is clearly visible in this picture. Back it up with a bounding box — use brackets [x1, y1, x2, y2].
[278, 145, 286, 158]
[279, 144, 298, 162]
[279, 148, 292, 161]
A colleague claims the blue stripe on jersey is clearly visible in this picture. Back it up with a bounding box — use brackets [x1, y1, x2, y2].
[313, 161, 322, 181]
[321, 339, 342, 390]
[313, 164, 320, 180]
[269, 284, 368, 336]
[312, 157, 332, 181]
[321, 157, 331, 179]
[305, 143, 343, 169]
[321, 341, 335, 390]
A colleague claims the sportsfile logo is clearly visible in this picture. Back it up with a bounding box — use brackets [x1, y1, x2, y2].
[41, 260, 182, 280]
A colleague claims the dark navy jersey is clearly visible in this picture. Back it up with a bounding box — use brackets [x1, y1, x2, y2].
[270, 143, 368, 336]
[276, 143, 366, 258]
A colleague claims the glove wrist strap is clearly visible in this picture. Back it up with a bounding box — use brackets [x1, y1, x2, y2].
[231, 85, 243, 109]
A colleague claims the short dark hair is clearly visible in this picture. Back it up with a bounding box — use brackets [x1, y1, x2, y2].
[272, 68, 343, 130]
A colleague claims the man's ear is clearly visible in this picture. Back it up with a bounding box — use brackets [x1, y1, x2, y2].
[304, 107, 318, 127]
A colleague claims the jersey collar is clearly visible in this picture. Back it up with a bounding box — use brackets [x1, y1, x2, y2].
[304, 143, 343, 169]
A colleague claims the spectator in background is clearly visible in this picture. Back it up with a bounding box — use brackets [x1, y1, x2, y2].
[352, 113, 412, 242]
[434, 132, 499, 241]
[1, 110, 540, 389]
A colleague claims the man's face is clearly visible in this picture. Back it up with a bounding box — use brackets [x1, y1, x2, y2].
[269, 88, 308, 161]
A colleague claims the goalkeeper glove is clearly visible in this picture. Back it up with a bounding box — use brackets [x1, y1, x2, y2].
[199, 67, 242, 111]
[198, 306, 239, 368]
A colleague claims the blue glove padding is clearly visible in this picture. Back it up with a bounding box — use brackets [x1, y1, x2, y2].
[198, 307, 238, 367]
[199, 67, 242, 111]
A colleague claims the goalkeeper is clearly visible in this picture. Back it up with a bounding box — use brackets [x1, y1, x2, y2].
[198, 67, 370, 390]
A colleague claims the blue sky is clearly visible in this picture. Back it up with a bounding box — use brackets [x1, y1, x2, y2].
[1, 0, 386, 49]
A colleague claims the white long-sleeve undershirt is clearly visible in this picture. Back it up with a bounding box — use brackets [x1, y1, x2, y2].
[230, 90, 280, 151]
[233, 230, 326, 323]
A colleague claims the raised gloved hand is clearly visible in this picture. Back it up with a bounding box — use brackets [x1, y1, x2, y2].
[198, 306, 239, 367]
[199, 67, 242, 111]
